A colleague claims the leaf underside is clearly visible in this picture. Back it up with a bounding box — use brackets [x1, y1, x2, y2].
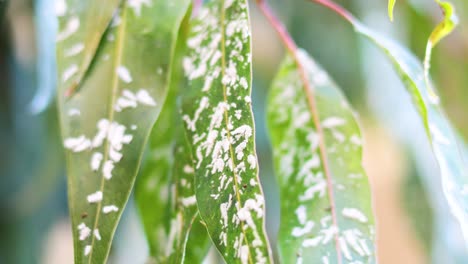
[345, 11, 468, 248]
[267, 50, 375, 263]
[135, 7, 211, 263]
[181, 0, 273, 263]
[423, 0, 458, 98]
[57, 0, 190, 263]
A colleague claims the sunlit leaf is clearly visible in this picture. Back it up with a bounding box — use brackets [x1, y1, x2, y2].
[55, 0, 120, 97]
[267, 50, 375, 263]
[181, 0, 273, 263]
[57, 1, 190, 263]
[423, 0, 458, 98]
[135, 9, 211, 263]
[388, 0, 396, 21]
[312, 0, 468, 248]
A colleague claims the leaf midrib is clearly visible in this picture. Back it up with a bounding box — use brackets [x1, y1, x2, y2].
[292, 54, 342, 262]
[87, 5, 128, 263]
[218, 1, 255, 263]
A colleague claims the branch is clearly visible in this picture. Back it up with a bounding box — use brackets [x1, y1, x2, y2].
[193, 0, 202, 17]
[308, 0, 355, 23]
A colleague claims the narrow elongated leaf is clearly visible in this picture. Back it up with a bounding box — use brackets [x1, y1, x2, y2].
[168, 131, 211, 263]
[313, 0, 468, 248]
[57, 1, 190, 263]
[423, 1, 458, 93]
[181, 1, 273, 263]
[135, 9, 211, 263]
[388, 0, 396, 21]
[267, 50, 375, 263]
[354, 18, 468, 249]
[55, 0, 120, 97]
[137, 104, 211, 263]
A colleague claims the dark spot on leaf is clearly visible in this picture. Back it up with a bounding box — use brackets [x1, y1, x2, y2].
[81, 212, 88, 219]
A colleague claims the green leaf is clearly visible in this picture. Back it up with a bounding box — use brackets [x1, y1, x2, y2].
[57, 1, 190, 263]
[135, 8, 211, 263]
[55, 0, 120, 97]
[314, 0, 468, 248]
[181, 1, 273, 263]
[267, 50, 375, 263]
[388, 0, 396, 21]
[423, 1, 458, 98]
[168, 131, 211, 263]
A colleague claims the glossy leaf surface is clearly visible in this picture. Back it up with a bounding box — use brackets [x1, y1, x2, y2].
[312, 1, 468, 248]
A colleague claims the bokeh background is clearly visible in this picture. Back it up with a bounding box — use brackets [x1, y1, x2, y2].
[1, 0, 468, 263]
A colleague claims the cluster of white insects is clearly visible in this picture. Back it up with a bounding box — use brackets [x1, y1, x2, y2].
[56, 0, 380, 261]
[182, 1, 271, 263]
[57, 0, 158, 256]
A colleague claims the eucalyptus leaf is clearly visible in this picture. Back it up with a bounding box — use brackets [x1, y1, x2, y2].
[181, 0, 273, 263]
[388, 0, 396, 21]
[313, 0, 468, 248]
[57, 1, 190, 263]
[267, 50, 375, 263]
[135, 8, 211, 262]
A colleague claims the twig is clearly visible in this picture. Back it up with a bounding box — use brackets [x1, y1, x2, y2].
[255, 1, 342, 263]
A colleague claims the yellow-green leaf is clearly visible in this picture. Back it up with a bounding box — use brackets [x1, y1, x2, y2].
[423, 0, 458, 101]
[388, 0, 396, 21]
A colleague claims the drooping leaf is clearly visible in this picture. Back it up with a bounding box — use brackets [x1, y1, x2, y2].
[181, 1, 273, 263]
[55, 0, 120, 97]
[313, 0, 468, 248]
[57, 1, 190, 263]
[135, 8, 211, 263]
[267, 50, 375, 263]
[423, 0, 458, 96]
[388, 0, 396, 21]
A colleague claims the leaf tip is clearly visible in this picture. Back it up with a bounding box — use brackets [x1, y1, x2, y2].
[388, 0, 396, 22]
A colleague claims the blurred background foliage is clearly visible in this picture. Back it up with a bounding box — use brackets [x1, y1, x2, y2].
[1, 0, 468, 263]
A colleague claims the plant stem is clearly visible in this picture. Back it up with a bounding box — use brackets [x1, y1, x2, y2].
[308, 0, 355, 23]
[255, 1, 342, 263]
[193, 0, 202, 17]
